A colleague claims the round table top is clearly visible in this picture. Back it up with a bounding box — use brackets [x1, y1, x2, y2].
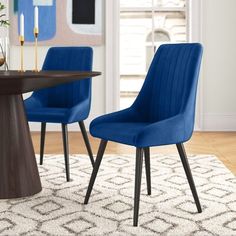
[0, 70, 101, 79]
[0, 70, 101, 95]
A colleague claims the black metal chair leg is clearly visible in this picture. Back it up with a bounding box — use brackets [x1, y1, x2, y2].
[133, 148, 143, 227]
[62, 124, 70, 182]
[79, 121, 95, 167]
[40, 122, 46, 165]
[176, 143, 202, 213]
[84, 140, 108, 204]
[144, 147, 151, 195]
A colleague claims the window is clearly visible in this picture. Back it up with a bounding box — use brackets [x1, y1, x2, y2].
[120, 0, 188, 109]
[146, 29, 171, 71]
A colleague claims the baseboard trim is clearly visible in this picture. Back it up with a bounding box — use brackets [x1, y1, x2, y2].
[203, 113, 236, 131]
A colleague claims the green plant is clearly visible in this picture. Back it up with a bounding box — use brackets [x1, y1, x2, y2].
[0, 2, 9, 27]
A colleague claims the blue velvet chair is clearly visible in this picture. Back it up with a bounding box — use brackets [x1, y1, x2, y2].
[24, 47, 94, 182]
[84, 43, 203, 226]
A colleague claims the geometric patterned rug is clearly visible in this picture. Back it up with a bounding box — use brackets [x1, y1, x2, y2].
[0, 154, 236, 236]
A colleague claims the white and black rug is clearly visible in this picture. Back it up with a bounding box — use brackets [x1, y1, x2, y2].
[0, 154, 236, 236]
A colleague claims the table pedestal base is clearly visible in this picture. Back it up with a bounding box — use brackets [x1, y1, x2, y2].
[0, 95, 42, 199]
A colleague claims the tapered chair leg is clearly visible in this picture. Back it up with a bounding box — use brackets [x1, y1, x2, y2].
[79, 121, 95, 167]
[84, 140, 108, 204]
[144, 147, 151, 195]
[40, 122, 46, 165]
[176, 143, 202, 213]
[62, 124, 70, 182]
[133, 148, 143, 227]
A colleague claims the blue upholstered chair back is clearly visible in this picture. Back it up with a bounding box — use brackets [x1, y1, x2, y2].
[133, 43, 203, 125]
[31, 47, 93, 109]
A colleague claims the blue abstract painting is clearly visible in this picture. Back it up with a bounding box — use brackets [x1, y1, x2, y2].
[11, 0, 103, 46]
[17, 0, 56, 42]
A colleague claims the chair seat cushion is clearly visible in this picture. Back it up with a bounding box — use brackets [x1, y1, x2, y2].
[90, 111, 187, 148]
[26, 107, 70, 123]
[25, 96, 91, 124]
[90, 121, 150, 146]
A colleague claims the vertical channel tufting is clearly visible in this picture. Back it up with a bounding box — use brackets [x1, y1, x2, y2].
[170, 45, 187, 117]
[150, 45, 167, 121]
[181, 46, 195, 113]
[133, 43, 203, 124]
[152, 45, 173, 122]
[164, 45, 180, 119]
[39, 47, 93, 109]
[157, 45, 174, 121]
[175, 45, 192, 116]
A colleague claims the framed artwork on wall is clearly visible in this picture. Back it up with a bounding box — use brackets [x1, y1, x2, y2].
[10, 0, 103, 46]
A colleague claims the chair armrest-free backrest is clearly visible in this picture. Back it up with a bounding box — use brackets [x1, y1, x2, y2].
[31, 47, 93, 110]
[132, 43, 203, 136]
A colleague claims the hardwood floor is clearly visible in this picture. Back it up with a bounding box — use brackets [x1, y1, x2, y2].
[31, 131, 236, 175]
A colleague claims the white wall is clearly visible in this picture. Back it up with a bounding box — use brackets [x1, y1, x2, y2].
[201, 0, 236, 131]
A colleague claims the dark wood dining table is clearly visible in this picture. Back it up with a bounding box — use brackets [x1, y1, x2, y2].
[0, 70, 101, 199]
